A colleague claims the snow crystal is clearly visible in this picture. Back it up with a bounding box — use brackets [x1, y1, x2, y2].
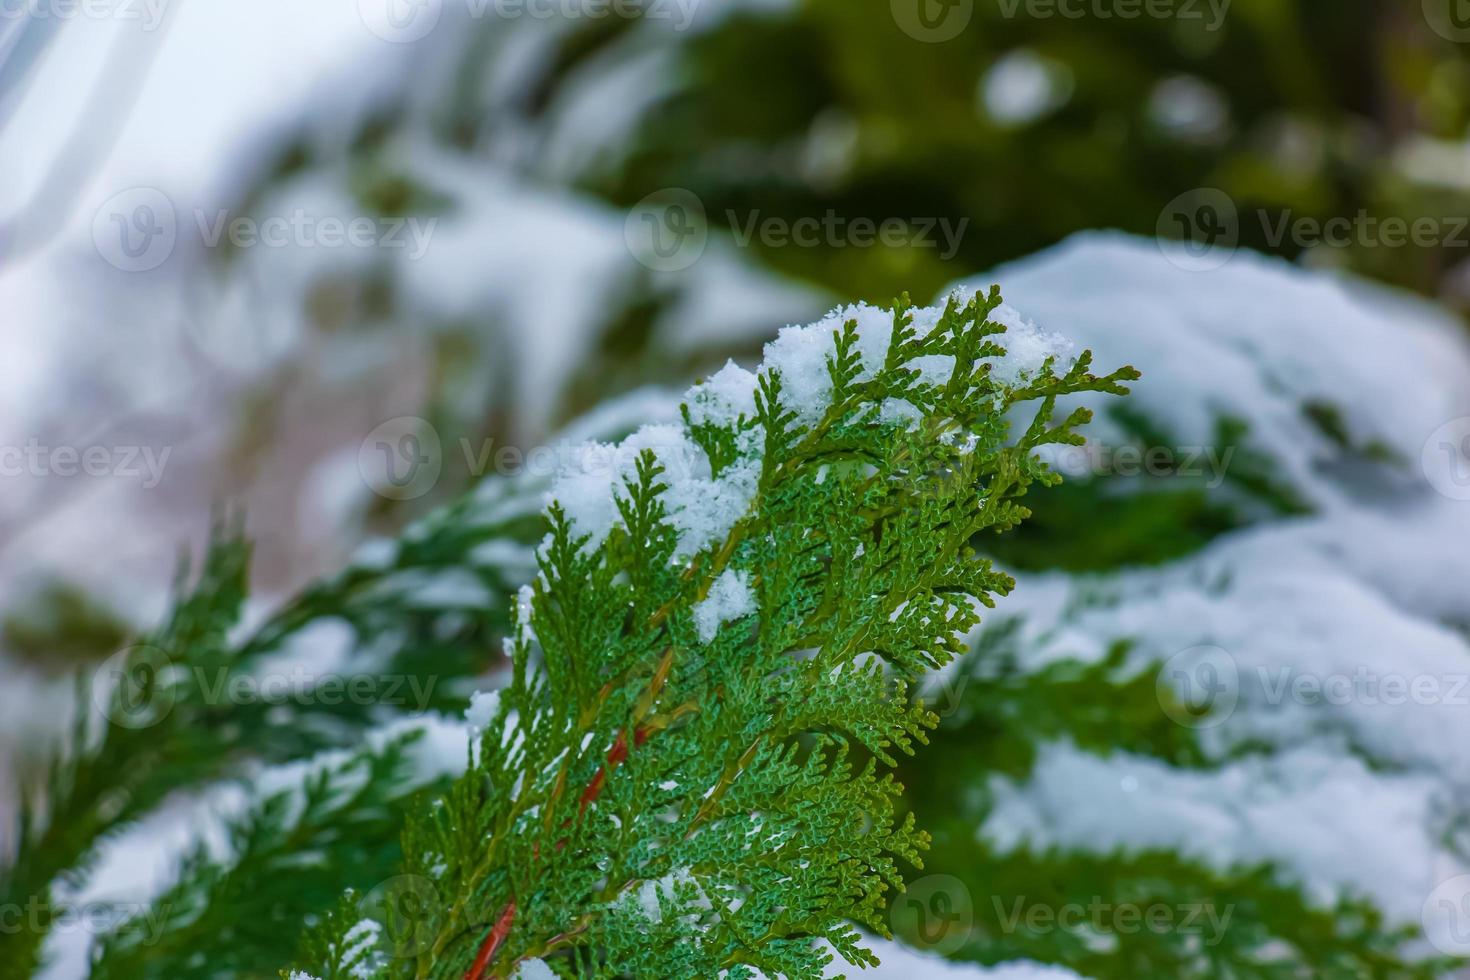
[760, 293, 1058, 429]
[466, 690, 502, 733]
[548, 423, 759, 558]
[512, 958, 557, 980]
[685, 360, 759, 428]
[550, 385, 684, 447]
[691, 569, 754, 643]
[760, 302, 894, 426]
[986, 303, 1076, 385]
[514, 584, 538, 642]
[378, 714, 475, 783]
[633, 867, 699, 925]
[635, 879, 665, 923]
[548, 290, 1064, 557]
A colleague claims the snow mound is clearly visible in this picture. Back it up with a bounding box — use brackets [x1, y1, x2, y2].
[955, 231, 1470, 510]
[952, 233, 1470, 932]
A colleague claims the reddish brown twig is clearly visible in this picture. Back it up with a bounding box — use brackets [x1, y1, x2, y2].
[579, 725, 649, 814]
[464, 900, 517, 980]
[466, 723, 652, 979]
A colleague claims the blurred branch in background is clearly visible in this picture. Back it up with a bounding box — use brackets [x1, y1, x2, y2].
[0, 2, 179, 262]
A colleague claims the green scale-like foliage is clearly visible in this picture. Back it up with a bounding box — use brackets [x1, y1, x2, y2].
[292, 288, 1137, 979]
[896, 625, 1459, 979]
[0, 487, 539, 978]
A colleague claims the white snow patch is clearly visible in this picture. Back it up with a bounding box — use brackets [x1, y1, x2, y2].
[983, 742, 1443, 923]
[466, 690, 502, 733]
[686, 361, 759, 429]
[513, 958, 557, 980]
[692, 568, 754, 643]
[548, 423, 759, 558]
[955, 232, 1470, 508]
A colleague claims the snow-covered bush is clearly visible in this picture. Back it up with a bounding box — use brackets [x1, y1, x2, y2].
[281, 289, 1133, 977]
[899, 233, 1470, 977]
[7, 236, 1470, 980]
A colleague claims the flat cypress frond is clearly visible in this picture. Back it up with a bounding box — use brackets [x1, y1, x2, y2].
[291, 288, 1137, 979]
